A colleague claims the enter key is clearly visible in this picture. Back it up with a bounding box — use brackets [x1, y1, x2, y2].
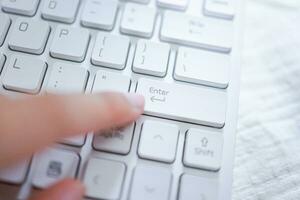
[136, 78, 227, 128]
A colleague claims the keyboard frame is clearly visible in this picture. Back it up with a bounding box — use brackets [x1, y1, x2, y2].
[0, 0, 245, 199]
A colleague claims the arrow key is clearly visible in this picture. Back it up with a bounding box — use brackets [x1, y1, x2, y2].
[138, 120, 179, 163]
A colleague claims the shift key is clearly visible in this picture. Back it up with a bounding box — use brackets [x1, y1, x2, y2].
[136, 78, 227, 128]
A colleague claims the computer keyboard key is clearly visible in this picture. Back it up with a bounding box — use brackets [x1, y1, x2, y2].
[184, 128, 223, 171]
[130, 0, 150, 4]
[138, 120, 179, 163]
[50, 26, 90, 62]
[133, 40, 170, 77]
[179, 174, 218, 200]
[91, 33, 130, 69]
[61, 136, 86, 147]
[92, 70, 131, 93]
[136, 78, 227, 128]
[0, 14, 10, 47]
[129, 165, 172, 200]
[174, 47, 230, 88]
[157, 0, 189, 10]
[42, 0, 79, 23]
[46, 63, 88, 94]
[8, 18, 50, 55]
[120, 3, 156, 38]
[32, 148, 79, 189]
[2, 55, 47, 94]
[0, 160, 30, 185]
[93, 123, 134, 155]
[81, 0, 118, 30]
[161, 11, 233, 53]
[1, 0, 40, 16]
[0, 54, 5, 74]
[83, 158, 126, 200]
[204, 0, 235, 20]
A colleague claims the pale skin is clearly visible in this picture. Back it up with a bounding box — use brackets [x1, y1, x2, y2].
[0, 92, 145, 200]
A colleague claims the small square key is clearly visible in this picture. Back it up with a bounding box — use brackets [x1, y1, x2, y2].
[2, 0, 40, 16]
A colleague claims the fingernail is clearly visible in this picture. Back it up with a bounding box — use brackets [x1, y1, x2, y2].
[125, 94, 145, 113]
[61, 181, 85, 200]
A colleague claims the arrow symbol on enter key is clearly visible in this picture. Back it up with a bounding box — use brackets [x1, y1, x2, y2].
[150, 96, 166, 103]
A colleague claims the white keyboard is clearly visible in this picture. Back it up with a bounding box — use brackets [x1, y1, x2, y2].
[0, 0, 244, 199]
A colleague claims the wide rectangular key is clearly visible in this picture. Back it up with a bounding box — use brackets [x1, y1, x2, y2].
[120, 3, 156, 38]
[138, 120, 179, 163]
[81, 0, 118, 30]
[0, 160, 30, 184]
[179, 174, 218, 200]
[133, 40, 170, 77]
[8, 18, 50, 55]
[2, 0, 40, 16]
[0, 54, 5, 74]
[174, 47, 230, 88]
[50, 26, 90, 62]
[184, 128, 223, 171]
[83, 158, 126, 200]
[93, 123, 134, 155]
[157, 0, 189, 10]
[92, 70, 131, 93]
[42, 0, 79, 23]
[46, 62, 88, 94]
[204, 0, 235, 20]
[32, 148, 79, 188]
[136, 78, 226, 128]
[129, 165, 171, 200]
[161, 11, 233, 53]
[2, 55, 47, 94]
[91, 33, 130, 69]
[0, 14, 11, 46]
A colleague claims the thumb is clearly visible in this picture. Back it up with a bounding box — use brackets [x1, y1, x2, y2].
[29, 179, 85, 200]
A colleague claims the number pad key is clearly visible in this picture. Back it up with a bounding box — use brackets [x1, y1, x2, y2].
[2, 0, 40, 16]
[8, 18, 50, 55]
[121, 3, 156, 38]
[138, 120, 179, 163]
[42, 0, 79, 23]
[0, 14, 11, 47]
[184, 128, 223, 171]
[50, 26, 90, 62]
[83, 158, 126, 200]
[32, 148, 79, 188]
[129, 165, 172, 200]
[93, 123, 134, 155]
[2, 55, 47, 94]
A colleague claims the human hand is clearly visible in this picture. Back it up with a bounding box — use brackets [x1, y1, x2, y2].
[0, 92, 144, 200]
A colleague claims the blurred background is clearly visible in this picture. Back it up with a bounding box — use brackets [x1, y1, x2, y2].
[233, 0, 300, 199]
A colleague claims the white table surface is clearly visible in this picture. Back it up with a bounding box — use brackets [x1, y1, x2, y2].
[233, 0, 300, 199]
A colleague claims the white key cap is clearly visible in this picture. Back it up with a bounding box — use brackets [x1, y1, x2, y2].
[120, 3, 156, 38]
[50, 26, 90, 62]
[0, 54, 5, 73]
[93, 123, 134, 155]
[61, 136, 86, 147]
[46, 63, 88, 94]
[138, 120, 179, 163]
[93, 70, 131, 93]
[129, 165, 171, 200]
[0, 160, 30, 184]
[0, 14, 11, 46]
[91, 33, 130, 69]
[2, 0, 40, 16]
[42, 0, 79, 23]
[133, 40, 170, 77]
[184, 128, 223, 171]
[2, 55, 47, 94]
[157, 0, 188, 10]
[174, 47, 230, 88]
[8, 18, 50, 55]
[32, 148, 79, 188]
[136, 78, 226, 128]
[204, 0, 235, 20]
[83, 158, 126, 200]
[81, 0, 118, 30]
[161, 11, 233, 53]
[179, 174, 218, 200]
[130, 0, 150, 3]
